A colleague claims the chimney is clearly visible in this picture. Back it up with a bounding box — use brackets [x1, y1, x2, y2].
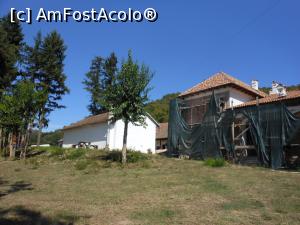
[251, 80, 259, 90]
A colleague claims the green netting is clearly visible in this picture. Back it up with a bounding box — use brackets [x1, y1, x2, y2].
[168, 93, 300, 169]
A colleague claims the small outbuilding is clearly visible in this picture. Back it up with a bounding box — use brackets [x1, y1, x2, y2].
[62, 112, 158, 154]
[156, 123, 168, 150]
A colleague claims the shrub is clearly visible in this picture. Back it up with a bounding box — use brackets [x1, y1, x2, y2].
[204, 158, 225, 167]
[105, 150, 149, 163]
[127, 151, 149, 163]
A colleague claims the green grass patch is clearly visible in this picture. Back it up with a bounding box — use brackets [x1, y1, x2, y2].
[1, 147, 300, 224]
[131, 208, 177, 223]
[202, 177, 229, 194]
[204, 158, 226, 167]
[222, 199, 264, 210]
[105, 150, 149, 163]
[65, 148, 86, 160]
[74, 160, 90, 170]
[47, 147, 65, 157]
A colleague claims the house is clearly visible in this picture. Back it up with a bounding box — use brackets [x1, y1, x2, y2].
[156, 122, 168, 150]
[178, 72, 267, 125]
[170, 71, 300, 168]
[62, 112, 158, 153]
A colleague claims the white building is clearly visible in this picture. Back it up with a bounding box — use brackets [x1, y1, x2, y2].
[62, 112, 158, 153]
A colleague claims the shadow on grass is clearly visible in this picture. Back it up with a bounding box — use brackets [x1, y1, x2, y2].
[0, 206, 78, 225]
[0, 177, 33, 198]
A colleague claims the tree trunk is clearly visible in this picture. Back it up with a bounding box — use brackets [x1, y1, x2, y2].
[122, 120, 129, 164]
[37, 114, 43, 147]
[0, 128, 2, 153]
[9, 132, 15, 159]
[23, 124, 32, 159]
[20, 133, 26, 159]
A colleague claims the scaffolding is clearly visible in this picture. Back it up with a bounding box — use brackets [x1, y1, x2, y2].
[167, 93, 300, 169]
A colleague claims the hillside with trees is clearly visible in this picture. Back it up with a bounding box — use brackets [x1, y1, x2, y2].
[145, 93, 179, 123]
[260, 84, 300, 94]
[30, 129, 63, 146]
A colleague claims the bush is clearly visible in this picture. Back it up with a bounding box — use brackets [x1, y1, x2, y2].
[127, 151, 149, 163]
[204, 158, 225, 167]
[105, 150, 149, 163]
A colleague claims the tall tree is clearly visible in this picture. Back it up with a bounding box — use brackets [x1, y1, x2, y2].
[0, 13, 23, 96]
[101, 51, 153, 164]
[24, 31, 69, 146]
[83, 57, 105, 115]
[104, 53, 118, 88]
[83, 53, 118, 115]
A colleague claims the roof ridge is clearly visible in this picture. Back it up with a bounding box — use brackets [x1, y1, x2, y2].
[179, 71, 267, 97]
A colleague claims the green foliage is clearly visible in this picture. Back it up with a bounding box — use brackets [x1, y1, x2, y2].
[100, 50, 153, 163]
[23, 31, 69, 134]
[204, 158, 226, 167]
[65, 149, 86, 160]
[105, 150, 149, 163]
[47, 146, 65, 157]
[0, 81, 45, 132]
[145, 93, 179, 122]
[0, 13, 23, 95]
[83, 53, 117, 115]
[83, 56, 105, 115]
[101, 50, 153, 126]
[127, 151, 149, 163]
[29, 147, 152, 171]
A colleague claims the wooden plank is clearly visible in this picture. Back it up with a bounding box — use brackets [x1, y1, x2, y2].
[220, 145, 256, 150]
[234, 127, 250, 140]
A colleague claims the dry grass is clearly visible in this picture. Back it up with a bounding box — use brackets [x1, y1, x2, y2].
[0, 148, 300, 225]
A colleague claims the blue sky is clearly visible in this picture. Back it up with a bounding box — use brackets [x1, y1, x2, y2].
[1, 0, 299, 131]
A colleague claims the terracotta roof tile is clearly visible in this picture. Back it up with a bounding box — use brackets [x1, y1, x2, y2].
[179, 72, 267, 98]
[156, 123, 168, 139]
[63, 112, 109, 130]
[235, 90, 300, 108]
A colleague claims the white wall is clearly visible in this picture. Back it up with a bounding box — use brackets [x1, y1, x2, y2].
[63, 123, 108, 149]
[229, 88, 254, 107]
[108, 116, 157, 154]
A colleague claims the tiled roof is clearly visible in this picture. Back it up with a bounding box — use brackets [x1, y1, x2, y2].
[63, 112, 109, 130]
[179, 72, 267, 98]
[156, 123, 168, 139]
[235, 90, 300, 108]
[63, 112, 159, 130]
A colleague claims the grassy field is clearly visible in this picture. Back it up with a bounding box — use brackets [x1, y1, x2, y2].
[0, 148, 300, 225]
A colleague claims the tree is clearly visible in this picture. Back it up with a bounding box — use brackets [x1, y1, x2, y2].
[83, 53, 118, 115]
[0, 81, 45, 158]
[24, 31, 69, 146]
[83, 57, 105, 115]
[0, 13, 23, 96]
[104, 53, 118, 88]
[101, 51, 153, 164]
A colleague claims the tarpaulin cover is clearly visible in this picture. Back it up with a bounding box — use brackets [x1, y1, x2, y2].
[167, 93, 300, 169]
